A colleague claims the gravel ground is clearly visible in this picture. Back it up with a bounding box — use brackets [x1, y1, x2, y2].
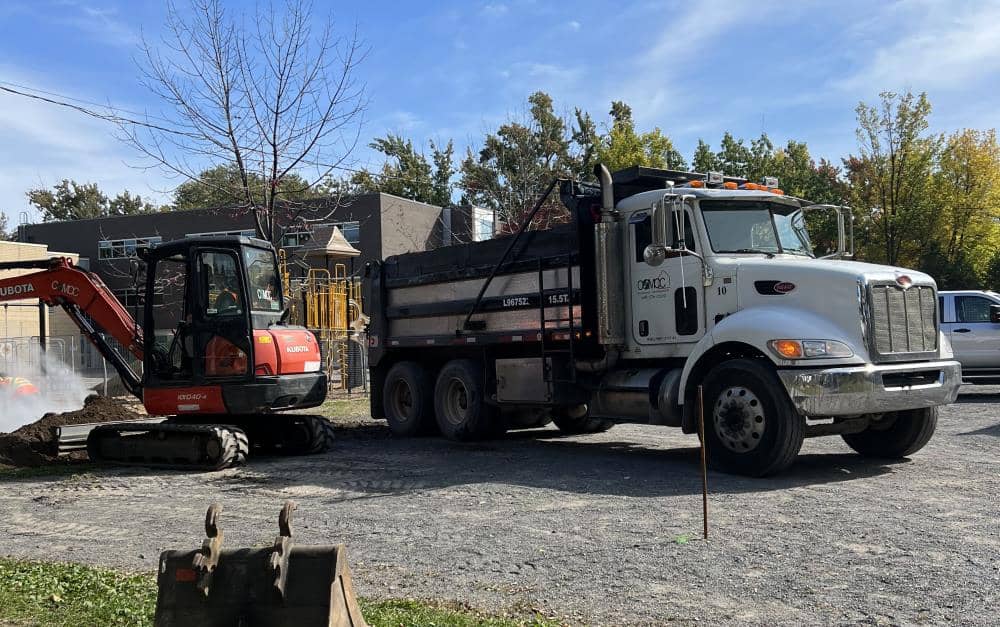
[1, 388, 998, 625]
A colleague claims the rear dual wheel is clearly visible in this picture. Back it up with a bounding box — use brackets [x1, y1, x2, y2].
[434, 359, 504, 440]
[383, 361, 436, 436]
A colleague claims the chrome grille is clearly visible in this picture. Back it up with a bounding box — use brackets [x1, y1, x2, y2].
[869, 284, 938, 359]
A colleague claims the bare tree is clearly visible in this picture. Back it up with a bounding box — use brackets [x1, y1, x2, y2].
[120, 0, 366, 245]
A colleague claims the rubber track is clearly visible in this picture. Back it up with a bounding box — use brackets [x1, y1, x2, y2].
[300, 415, 336, 455]
[86, 423, 248, 471]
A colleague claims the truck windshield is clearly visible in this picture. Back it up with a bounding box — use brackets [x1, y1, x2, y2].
[701, 201, 813, 256]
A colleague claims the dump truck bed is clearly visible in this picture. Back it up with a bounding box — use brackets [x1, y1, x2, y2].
[366, 212, 603, 365]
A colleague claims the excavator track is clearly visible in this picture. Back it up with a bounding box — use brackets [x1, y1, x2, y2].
[86, 422, 250, 471]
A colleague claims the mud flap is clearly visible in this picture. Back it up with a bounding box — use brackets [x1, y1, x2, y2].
[154, 502, 366, 627]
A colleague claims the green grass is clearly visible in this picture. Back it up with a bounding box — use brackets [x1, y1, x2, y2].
[315, 395, 370, 418]
[0, 558, 559, 627]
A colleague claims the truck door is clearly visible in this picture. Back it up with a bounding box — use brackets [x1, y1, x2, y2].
[949, 293, 1000, 369]
[628, 209, 705, 345]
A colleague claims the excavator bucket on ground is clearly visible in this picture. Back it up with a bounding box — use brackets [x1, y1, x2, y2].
[154, 502, 366, 627]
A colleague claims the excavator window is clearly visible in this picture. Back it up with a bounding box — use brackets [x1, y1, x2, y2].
[200, 252, 243, 317]
[149, 252, 193, 380]
[244, 247, 282, 312]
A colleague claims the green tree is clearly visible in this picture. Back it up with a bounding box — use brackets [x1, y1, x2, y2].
[769, 140, 848, 203]
[746, 133, 775, 182]
[716, 132, 751, 177]
[349, 135, 456, 207]
[983, 248, 1000, 291]
[594, 101, 687, 172]
[0, 212, 11, 240]
[846, 91, 941, 266]
[27, 180, 157, 221]
[930, 128, 1000, 276]
[173, 165, 314, 210]
[459, 92, 582, 231]
[692, 139, 718, 173]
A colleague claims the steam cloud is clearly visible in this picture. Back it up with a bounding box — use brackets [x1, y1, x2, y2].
[0, 352, 92, 433]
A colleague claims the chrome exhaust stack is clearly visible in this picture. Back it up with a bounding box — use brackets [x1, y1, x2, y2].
[593, 164, 625, 347]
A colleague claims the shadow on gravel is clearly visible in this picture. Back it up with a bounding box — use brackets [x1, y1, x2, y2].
[209, 420, 905, 500]
[954, 393, 1000, 404]
[957, 422, 1000, 437]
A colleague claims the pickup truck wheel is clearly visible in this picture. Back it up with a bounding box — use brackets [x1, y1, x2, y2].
[841, 407, 937, 458]
[551, 407, 614, 435]
[434, 359, 503, 441]
[702, 358, 804, 477]
[383, 362, 436, 437]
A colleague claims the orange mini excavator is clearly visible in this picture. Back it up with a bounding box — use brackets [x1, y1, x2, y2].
[0, 236, 333, 470]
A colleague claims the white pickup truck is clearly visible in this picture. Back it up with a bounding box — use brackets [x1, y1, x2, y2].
[939, 290, 1000, 383]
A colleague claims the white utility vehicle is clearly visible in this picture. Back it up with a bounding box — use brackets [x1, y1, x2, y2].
[366, 165, 962, 476]
[939, 290, 1000, 383]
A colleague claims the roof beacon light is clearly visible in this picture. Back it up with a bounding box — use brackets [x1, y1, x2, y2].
[763, 176, 779, 188]
[689, 180, 705, 188]
[707, 171, 724, 185]
[723, 181, 738, 190]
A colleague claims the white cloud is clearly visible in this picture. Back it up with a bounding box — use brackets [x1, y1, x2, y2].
[611, 0, 766, 124]
[51, 0, 139, 47]
[481, 3, 508, 17]
[834, 2, 1000, 94]
[0, 68, 171, 225]
[567, 20, 581, 32]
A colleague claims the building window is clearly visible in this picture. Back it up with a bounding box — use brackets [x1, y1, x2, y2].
[281, 221, 360, 248]
[114, 287, 164, 308]
[473, 207, 494, 242]
[98, 236, 162, 260]
[185, 229, 257, 239]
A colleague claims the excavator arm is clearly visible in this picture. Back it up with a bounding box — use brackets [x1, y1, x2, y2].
[0, 257, 144, 398]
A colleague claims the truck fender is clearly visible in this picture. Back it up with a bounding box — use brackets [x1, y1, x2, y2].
[678, 305, 866, 407]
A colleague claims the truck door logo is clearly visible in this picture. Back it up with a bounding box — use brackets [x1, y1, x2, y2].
[637, 273, 669, 292]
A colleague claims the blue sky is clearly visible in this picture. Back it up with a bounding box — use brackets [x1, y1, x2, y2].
[2, 0, 999, 226]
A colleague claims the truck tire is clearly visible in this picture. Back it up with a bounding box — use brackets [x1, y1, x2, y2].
[841, 407, 937, 458]
[702, 358, 804, 477]
[383, 361, 436, 437]
[551, 406, 614, 435]
[434, 359, 503, 440]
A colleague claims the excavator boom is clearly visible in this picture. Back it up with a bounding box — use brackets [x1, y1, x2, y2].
[0, 257, 143, 397]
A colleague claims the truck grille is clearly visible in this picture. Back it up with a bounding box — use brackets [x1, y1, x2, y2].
[868, 284, 938, 359]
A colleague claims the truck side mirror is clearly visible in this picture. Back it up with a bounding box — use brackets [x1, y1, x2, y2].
[643, 201, 671, 266]
[990, 304, 1000, 324]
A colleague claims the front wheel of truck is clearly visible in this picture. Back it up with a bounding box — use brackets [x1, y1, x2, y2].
[702, 358, 804, 477]
[841, 407, 937, 458]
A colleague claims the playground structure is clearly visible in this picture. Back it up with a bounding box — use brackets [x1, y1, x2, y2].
[279, 249, 367, 394]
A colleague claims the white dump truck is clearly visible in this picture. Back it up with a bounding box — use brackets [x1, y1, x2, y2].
[365, 165, 962, 476]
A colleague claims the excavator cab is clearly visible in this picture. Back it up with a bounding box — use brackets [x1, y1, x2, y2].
[140, 236, 327, 416]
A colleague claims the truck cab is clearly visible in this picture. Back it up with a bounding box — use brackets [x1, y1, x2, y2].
[938, 290, 1000, 383]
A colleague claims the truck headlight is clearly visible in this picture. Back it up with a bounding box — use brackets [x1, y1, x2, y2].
[769, 339, 853, 359]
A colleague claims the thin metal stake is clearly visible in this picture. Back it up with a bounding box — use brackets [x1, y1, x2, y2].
[697, 385, 709, 540]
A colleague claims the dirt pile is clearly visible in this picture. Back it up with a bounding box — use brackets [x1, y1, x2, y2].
[0, 396, 144, 467]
